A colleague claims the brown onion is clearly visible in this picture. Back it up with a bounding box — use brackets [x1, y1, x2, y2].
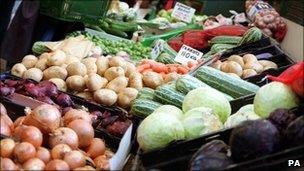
[0, 117, 11, 136]
[51, 144, 72, 159]
[0, 138, 15, 158]
[13, 142, 36, 163]
[105, 149, 115, 159]
[74, 165, 95, 170]
[86, 138, 106, 159]
[0, 103, 7, 115]
[63, 150, 86, 169]
[36, 147, 51, 164]
[20, 125, 43, 148]
[22, 158, 45, 170]
[94, 155, 109, 170]
[13, 116, 26, 128]
[68, 119, 94, 148]
[45, 159, 70, 171]
[49, 127, 79, 149]
[23, 104, 61, 134]
[0, 158, 18, 170]
[63, 108, 92, 125]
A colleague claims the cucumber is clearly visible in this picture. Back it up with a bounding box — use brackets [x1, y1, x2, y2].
[209, 36, 242, 45]
[137, 88, 155, 100]
[154, 85, 185, 108]
[237, 27, 263, 46]
[130, 99, 162, 118]
[156, 53, 176, 64]
[195, 66, 259, 98]
[210, 44, 237, 54]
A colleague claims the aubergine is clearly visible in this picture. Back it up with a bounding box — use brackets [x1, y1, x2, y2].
[268, 108, 297, 134]
[284, 115, 304, 147]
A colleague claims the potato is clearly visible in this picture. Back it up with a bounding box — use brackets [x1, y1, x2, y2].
[143, 71, 163, 89]
[76, 91, 93, 100]
[104, 67, 125, 81]
[228, 73, 241, 79]
[11, 63, 27, 77]
[66, 75, 86, 91]
[94, 89, 117, 106]
[242, 69, 257, 79]
[244, 61, 263, 73]
[221, 61, 243, 77]
[125, 62, 136, 77]
[35, 58, 48, 70]
[66, 62, 87, 76]
[210, 60, 222, 70]
[128, 72, 143, 90]
[117, 88, 138, 108]
[108, 56, 126, 68]
[47, 50, 66, 66]
[228, 55, 244, 68]
[243, 54, 257, 64]
[43, 66, 68, 80]
[65, 56, 80, 65]
[22, 55, 38, 69]
[49, 78, 67, 91]
[82, 58, 97, 74]
[23, 68, 43, 82]
[84, 73, 108, 92]
[96, 57, 109, 76]
[60, 64, 68, 69]
[163, 73, 181, 83]
[106, 76, 128, 93]
[258, 60, 278, 71]
[39, 53, 52, 60]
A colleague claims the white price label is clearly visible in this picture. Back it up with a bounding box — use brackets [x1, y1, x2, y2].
[248, 1, 273, 20]
[175, 45, 203, 65]
[150, 40, 164, 59]
[171, 2, 196, 23]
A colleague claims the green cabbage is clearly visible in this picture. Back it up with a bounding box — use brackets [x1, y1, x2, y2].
[224, 104, 260, 128]
[182, 87, 231, 123]
[182, 107, 223, 139]
[254, 82, 299, 118]
[153, 105, 183, 120]
[137, 112, 185, 151]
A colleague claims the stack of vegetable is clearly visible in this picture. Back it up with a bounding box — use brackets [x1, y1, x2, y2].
[0, 103, 114, 170]
[210, 53, 278, 79]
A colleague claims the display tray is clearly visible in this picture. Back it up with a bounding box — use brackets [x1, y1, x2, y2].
[0, 73, 135, 149]
[138, 94, 304, 170]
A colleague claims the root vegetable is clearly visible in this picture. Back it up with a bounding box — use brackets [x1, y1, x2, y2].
[118, 88, 138, 108]
[45, 159, 70, 171]
[65, 56, 80, 65]
[86, 138, 106, 159]
[163, 73, 181, 83]
[93, 89, 117, 106]
[0, 103, 7, 115]
[104, 67, 125, 81]
[74, 166, 95, 170]
[84, 73, 108, 91]
[39, 53, 51, 60]
[258, 60, 278, 71]
[66, 75, 86, 91]
[0, 117, 11, 136]
[36, 147, 51, 164]
[109, 56, 126, 68]
[243, 54, 257, 64]
[106, 76, 128, 93]
[94, 155, 109, 170]
[56, 93, 73, 107]
[23, 68, 43, 82]
[105, 150, 114, 159]
[68, 119, 94, 148]
[82, 57, 97, 74]
[13, 142, 36, 163]
[11, 63, 27, 77]
[96, 57, 109, 76]
[49, 127, 79, 149]
[51, 144, 72, 159]
[125, 62, 136, 77]
[13, 116, 25, 128]
[210, 60, 222, 70]
[19, 125, 43, 148]
[23, 104, 61, 134]
[66, 62, 87, 76]
[43, 66, 68, 80]
[23, 158, 45, 170]
[47, 50, 66, 66]
[221, 61, 243, 77]
[244, 61, 264, 73]
[227, 73, 241, 78]
[0, 138, 15, 158]
[0, 158, 17, 170]
[76, 91, 93, 100]
[22, 55, 38, 69]
[63, 150, 86, 169]
[49, 78, 67, 92]
[128, 72, 143, 90]
[143, 71, 163, 89]
[63, 109, 92, 125]
[242, 69, 257, 79]
[228, 55, 244, 68]
[35, 58, 48, 70]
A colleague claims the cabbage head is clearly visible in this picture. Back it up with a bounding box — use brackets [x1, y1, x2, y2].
[182, 107, 223, 139]
[137, 112, 185, 151]
[153, 105, 183, 120]
[254, 82, 299, 118]
[183, 87, 231, 123]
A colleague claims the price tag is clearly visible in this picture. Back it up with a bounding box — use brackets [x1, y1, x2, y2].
[150, 40, 164, 59]
[175, 45, 203, 65]
[247, 1, 273, 20]
[171, 2, 196, 23]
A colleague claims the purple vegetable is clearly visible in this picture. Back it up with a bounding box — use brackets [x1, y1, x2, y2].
[4, 80, 18, 87]
[37, 96, 56, 105]
[56, 93, 73, 107]
[100, 115, 119, 127]
[38, 81, 58, 98]
[0, 86, 15, 96]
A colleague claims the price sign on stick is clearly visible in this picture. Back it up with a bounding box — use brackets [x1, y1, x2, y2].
[150, 40, 164, 59]
[175, 45, 203, 65]
[171, 2, 196, 23]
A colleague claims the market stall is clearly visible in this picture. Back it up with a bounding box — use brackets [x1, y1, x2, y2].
[0, 0, 303, 170]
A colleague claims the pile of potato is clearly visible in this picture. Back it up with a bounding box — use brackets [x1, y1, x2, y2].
[11, 50, 143, 109]
[210, 54, 278, 79]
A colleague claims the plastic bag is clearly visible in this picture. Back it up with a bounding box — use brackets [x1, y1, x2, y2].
[267, 62, 304, 97]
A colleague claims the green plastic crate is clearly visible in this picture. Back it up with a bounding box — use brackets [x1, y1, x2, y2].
[39, 0, 110, 24]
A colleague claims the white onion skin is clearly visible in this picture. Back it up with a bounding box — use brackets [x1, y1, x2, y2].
[0, 138, 15, 158]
